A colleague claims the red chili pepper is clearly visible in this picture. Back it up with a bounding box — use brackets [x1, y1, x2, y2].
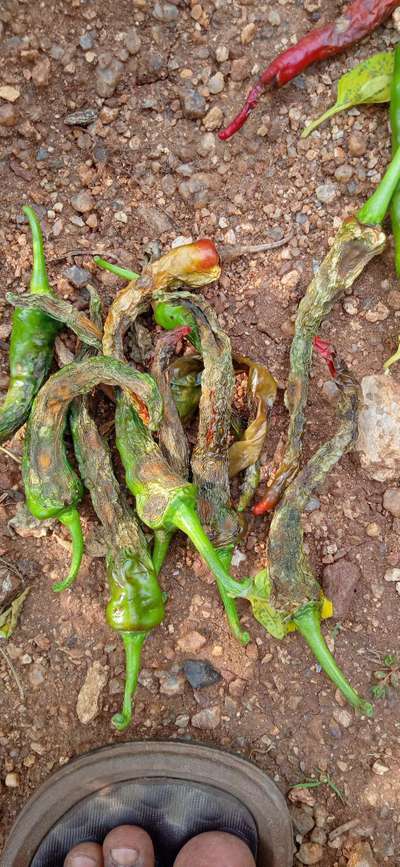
[219, 0, 399, 140]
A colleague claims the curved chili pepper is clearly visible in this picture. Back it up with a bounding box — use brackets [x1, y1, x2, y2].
[154, 301, 201, 352]
[70, 398, 164, 731]
[0, 207, 60, 444]
[154, 291, 249, 644]
[252, 218, 385, 516]
[102, 240, 220, 359]
[23, 357, 161, 592]
[219, 0, 399, 140]
[391, 44, 400, 278]
[250, 353, 373, 715]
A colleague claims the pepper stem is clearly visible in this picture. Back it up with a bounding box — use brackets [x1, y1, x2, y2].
[171, 503, 252, 598]
[112, 631, 147, 731]
[152, 528, 174, 576]
[357, 144, 400, 226]
[53, 507, 84, 592]
[216, 545, 250, 645]
[384, 336, 400, 373]
[22, 205, 52, 296]
[93, 256, 139, 281]
[292, 602, 373, 716]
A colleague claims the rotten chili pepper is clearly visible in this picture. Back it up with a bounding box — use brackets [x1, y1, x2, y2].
[253, 218, 385, 516]
[248, 350, 373, 715]
[219, 0, 399, 140]
[23, 357, 161, 592]
[70, 397, 164, 731]
[0, 207, 60, 445]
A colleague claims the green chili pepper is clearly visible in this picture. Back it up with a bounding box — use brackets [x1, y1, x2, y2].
[70, 397, 164, 731]
[391, 44, 400, 277]
[250, 350, 373, 715]
[0, 206, 60, 444]
[115, 394, 252, 601]
[154, 301, 201, 352]
[357, 144, 400, 226]
[254, 218, 386, 515]
[23, 356, 161, 592]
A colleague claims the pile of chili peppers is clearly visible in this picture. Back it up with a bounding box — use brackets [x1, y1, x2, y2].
[2, 150, 398, 731]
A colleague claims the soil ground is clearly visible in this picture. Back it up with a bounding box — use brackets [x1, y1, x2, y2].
[1, 1, 400, 864]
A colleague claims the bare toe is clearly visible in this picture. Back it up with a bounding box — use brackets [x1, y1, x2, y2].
[64, 841, 103, 867]
[173, 831, 256, 867]
[103, 825, 155, 867]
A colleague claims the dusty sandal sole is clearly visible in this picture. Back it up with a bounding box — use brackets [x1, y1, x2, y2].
[3, 741, 293, 867]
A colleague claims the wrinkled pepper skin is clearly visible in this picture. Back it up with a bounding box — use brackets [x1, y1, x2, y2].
[103, 239, 220, 360]
[23, 356, 161, 593]
[71, 397, 164, 731]
[250, 352, 373, 716]
[254, 218, 386, 514]
[0, 206, 59, 444]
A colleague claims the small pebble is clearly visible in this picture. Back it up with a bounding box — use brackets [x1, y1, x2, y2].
[268, 9, 281, 26]
[79, 33, 94, 50]
[183, 658, 221, 689]
[366, 522, 380, 538]
[180, 88, 206, 120]
[64, 108, 98, 127]
[0, 103, 17, 127]
[208, 71, 224, 94]
[176, 631, 207, 653]
[290, 806, 315, 835]
[372, 760, 389, 775]
[29, 665, 45, 687]
[125, 27, 141, 56]
[383, 487, 400, 517]
[316, 183, 336, 204]
[64, 265, 90, 289]
[32, 56, 51, 87]
[296, 841, 324, 864]
[5, 772, 20, 788]
[335, 164, 353, 183]
[191, 706, 221, 730]
[216, 46, 229, 63]
[241, 23, 256, 45]
[332, 707, 353, 728]
[153, 1, 179, 22]
[202, 105, 223, 131]
[71, 190, 94, 213]
[157, 670, 186, 697]
[96, 54, 123, 98]
[348, 133, 367, 157]
[230, 58, 249, 82]
[384, 567, 400, 582]
[0, 85, 20, 102]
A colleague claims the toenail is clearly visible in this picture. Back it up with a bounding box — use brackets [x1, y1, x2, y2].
[109, 847, 140, 866]
[66, 855, 98, 867]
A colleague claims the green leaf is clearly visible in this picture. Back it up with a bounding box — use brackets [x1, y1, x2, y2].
[390, 672, 399, 688]
[0, 588, 30, 639]
[374, 670, 388, 680]
[383, 654, 397, 667]
[302, 52, 394, 139]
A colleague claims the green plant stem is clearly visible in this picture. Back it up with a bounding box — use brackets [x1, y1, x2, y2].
[171, 502, 252, 599]
[357, 144, 400, 226]
[52, 507, 84, 592]
[292, 603, 373, 716]
[22, 206, 51, 295]
[216, 545, 250, 645]
[112, 631, 147, 731]
[93, 257, 139, 281]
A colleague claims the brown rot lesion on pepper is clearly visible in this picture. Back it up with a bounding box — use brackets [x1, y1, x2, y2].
[23, 356, 162, 593]
[70, 397, 164, 731]
[253, 218, 385, 516]
[249, 346, 373, 716]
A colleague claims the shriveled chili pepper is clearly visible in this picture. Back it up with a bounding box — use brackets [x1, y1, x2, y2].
[23, 356, 161, 592]
[219, 0, 399, 140]
[151, 291, 250, 643]
[102, 239, 220, 359]
[6, 292, 102, 350]
[0, 206, 60, 444]
[70, 397, 164, 731]
[229, 355, 277, 512]
[391, 44, 400, 277]
[151, 328, 191, 479]
[0, 588, 30, 639]
[253, 218, 385, 516]
[249, 350, 373, 715]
